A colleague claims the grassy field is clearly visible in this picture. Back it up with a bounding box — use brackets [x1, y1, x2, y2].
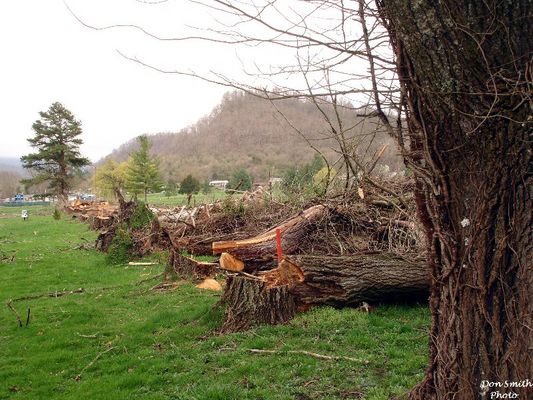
[0, 205, 430, 400]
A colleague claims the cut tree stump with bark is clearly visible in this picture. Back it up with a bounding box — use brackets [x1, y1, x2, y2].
[212, 205, 325, 261]
[219, 275, 297, 333]
[95, 228, 116, 252]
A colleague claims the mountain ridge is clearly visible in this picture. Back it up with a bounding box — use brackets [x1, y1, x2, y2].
[104, 91, 402, 182]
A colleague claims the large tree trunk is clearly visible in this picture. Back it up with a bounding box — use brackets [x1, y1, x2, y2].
[281, 254, 428, 306]
[220, 275, 297, 333]
[220, 253, 428, 331]
[259, 254, 427, 306]
[380, 1, 533, 398]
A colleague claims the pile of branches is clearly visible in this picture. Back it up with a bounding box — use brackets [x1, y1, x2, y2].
[158, 191, 302, 256]
[77, 178, 427, 332]
[164, 178, 423, 259]
[164, 178, 429, 332]
[93, 195, 169, 262]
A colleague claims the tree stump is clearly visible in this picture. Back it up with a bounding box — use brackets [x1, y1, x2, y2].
[95, 228, 116, 252]
[219, 275, 297, 333]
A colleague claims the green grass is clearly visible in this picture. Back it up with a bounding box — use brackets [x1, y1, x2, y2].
[0, 205, 430, 400]
[145, 191, 227, 207]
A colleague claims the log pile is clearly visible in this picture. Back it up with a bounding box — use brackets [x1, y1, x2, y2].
[82, 178, 428, 332]
[66, 199, 118, 230]
[208, 179, 428, 332]
[214, 205, 428, 332]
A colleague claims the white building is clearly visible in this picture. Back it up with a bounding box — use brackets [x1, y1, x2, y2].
[209, 180, 229, 190]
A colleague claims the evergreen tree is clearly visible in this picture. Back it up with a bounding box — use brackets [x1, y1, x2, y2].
[228, 168, 253, 191]
[21, 102, 90, 205]
[125, 135, 162, 202]
[165, 178, 178, 197]
[179, 174, 200, 194]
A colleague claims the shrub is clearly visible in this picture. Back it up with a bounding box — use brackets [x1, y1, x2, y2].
[129, 201, 154, 230]
[228, 168, 253, 191]
[179, 174, 201, 194]
[221, 196, 246, 218]
[52, 208, 61, 220]
[106, 225, 133, 265]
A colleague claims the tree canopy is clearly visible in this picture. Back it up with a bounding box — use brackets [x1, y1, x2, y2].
[95, 159, 128, 199]
[21, 102, 90, 204]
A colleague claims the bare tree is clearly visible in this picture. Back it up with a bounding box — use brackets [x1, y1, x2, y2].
[71, 0, 532, 397]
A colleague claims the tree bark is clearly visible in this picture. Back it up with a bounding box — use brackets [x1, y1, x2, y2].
[219, 275, 297, 333]
[212, 204, 325, 260]
[168, 249, 218, 280]
[261, 254, 428, 306]
[380, 1, 533, 398]
[220, 253, 428, 331]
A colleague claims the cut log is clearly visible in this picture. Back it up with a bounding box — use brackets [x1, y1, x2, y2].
[263, 254, 428, 306]
[196, 278, 223, 291]
[219, 252, 427, 332]
[168, 249, 218, 280]
[219, 275, 297, 333]
[219, 252, 245, 272]
[212, 204, 325, 261]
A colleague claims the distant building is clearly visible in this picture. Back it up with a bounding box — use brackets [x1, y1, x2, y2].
[209, 180, 229, 190]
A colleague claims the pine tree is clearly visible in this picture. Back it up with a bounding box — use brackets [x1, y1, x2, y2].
[228, 168, 252, 191]
[20, 102, 90, 205]
[125, 135, 162, 203]
[179, 174, 200, 194]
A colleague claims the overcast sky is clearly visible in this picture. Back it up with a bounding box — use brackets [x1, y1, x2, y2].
[0, 0, 250, 162]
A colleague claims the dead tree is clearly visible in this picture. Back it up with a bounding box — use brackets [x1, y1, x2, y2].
[220, 253, 427, 332]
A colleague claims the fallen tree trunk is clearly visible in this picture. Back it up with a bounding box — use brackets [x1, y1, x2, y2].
[171, 233, 243, 257]
[220, 253, 427, 332]
[212, 204, 325, 261]
[270, 254, 428, 306]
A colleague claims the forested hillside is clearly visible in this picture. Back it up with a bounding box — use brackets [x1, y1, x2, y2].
[106, 91, 402, 182]
[0, 158, 24, 198]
